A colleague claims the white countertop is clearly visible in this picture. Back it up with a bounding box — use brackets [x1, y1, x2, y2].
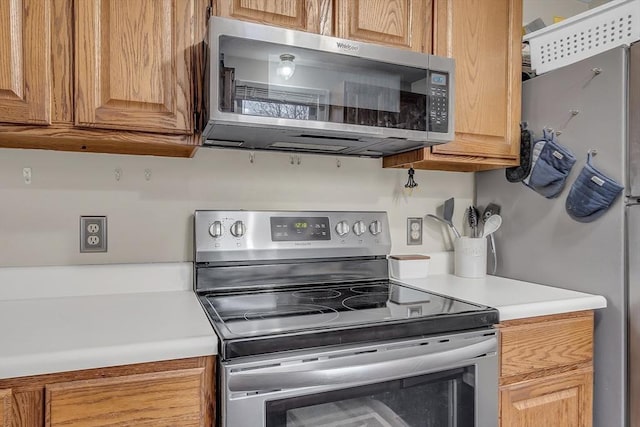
[0, 262, 606, 380]
[0, 263, 218, 380]
[396, 274, 607, 321]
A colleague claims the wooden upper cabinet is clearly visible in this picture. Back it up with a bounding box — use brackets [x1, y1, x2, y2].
[0, 389, 10, 427]
[500, 368, 593, 427]
[75, 0, 196, 134]
[335, 0, 431, 53]
[383, 0, 522, 171]
[45, 368, 206, 426]
[0, 0, 51, 125]
[215, 0, 332, 34]
[431, 0, 521, 160]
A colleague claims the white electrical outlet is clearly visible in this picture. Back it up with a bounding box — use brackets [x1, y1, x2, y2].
[80, 216, 107, 253]
[23, 167, 32, 184]
[407, 217, 423, 245]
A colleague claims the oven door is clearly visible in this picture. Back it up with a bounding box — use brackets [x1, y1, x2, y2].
[221, 329, 498, 427]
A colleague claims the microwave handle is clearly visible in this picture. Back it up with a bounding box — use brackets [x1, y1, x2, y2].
[227, 336, 496, 392]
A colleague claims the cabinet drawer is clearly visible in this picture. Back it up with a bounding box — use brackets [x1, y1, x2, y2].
[45, 368, 205, 426]
[500, 312, 593, 380]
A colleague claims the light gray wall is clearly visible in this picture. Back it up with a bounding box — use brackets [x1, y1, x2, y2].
[524, 0, 589, 27]
[0, 147, 473, 267]
[524, 0, 614, 27]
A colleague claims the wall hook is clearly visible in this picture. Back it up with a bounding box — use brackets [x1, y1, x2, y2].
[570, 109, 580, 116]
[249, 152, 255, 164]
[144, 168, 152, 181]
[405, 167, 418, 188]
[289, 155, 302, 165]
[591, 67, 602, 75]
[114, 168, 122, 181]
[336, 159, 341, 168]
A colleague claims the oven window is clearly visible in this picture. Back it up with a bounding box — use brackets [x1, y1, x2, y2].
[265, 367, 475, 427]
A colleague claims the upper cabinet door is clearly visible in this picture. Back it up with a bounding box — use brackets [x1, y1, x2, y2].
[0, 0, 51, 125]
[75, 0, 196, 134]
[216, 0, 332, 34]
[431, 0, 521, 159]
[335, 0, 431, 53]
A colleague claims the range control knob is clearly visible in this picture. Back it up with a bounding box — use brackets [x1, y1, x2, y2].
[208, 221, 223, 238]
[369, 220, 382, 235]
[230, 221, 245, 238]
[353, 220, 366, 236]
[335, 220, 350, 236]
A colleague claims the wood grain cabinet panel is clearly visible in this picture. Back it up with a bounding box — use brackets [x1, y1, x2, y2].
[0, 357, 213, 427]
[75, 0, 196, 134]
[500, 368, 593, 427]
[215, 0, 332, 34]
[500, 313, 593, 381]
[382, 0, 522, 171]
[0, 0, 51, 125]
[335, 0, 431, 52]
[498, 311, 595, 427]
[46, 368, 206, 426]
[0, 389, 10, 427]
[431, 0, 521, 161]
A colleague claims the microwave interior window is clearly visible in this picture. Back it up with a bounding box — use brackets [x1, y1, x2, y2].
[218, 35, 429, 131]
[234, 81, 328, 121]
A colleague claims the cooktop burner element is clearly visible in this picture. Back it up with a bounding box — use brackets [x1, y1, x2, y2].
[291, 289, 342, 300]
[193, 210, 499, 360]
[350, 284, 389, 294]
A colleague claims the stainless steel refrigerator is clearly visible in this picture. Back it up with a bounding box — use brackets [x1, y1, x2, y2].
[476, 42, 639, 427]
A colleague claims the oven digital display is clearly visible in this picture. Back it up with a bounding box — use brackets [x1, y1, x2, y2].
[270, 217, 331, 241]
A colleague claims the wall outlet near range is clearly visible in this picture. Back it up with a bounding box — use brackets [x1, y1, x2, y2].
[80, 216, 107, 253]
[407, 217, 423, 245]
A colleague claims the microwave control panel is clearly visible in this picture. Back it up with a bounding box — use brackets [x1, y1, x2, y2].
[428, 71, 450, 133]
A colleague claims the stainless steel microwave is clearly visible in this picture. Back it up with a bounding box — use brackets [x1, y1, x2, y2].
[203, 17, 455, 158]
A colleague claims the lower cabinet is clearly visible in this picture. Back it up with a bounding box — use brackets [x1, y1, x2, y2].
[498, 311, 594, 427]
[501, 368, 593, 427]
[1, 389, 10, 427]
[0, 356, 215, 427]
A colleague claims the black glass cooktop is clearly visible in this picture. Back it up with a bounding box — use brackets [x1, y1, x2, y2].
[199, 281, 498, 360]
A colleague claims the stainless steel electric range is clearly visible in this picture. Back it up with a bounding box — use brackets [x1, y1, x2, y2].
[194, 210, 499, 427]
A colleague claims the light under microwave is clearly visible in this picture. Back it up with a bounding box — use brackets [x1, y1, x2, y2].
[203, 17, 455, 158]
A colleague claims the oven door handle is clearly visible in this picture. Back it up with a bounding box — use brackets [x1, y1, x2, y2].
[227, 336, 496, 392]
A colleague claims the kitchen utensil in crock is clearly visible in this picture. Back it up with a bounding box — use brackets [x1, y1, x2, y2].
[482, 214, 502, 238]
[466, 205, 480, 237]
[482, 203, 502, 274]
[443, 198, 454, 224]
[426, 214, 461, 238]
